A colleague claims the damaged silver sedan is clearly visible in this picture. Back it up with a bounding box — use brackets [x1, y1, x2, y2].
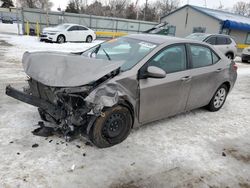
[6, 34, 237, 148]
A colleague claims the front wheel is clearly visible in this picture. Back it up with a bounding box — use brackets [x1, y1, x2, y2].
[57, 35, 65, 43]
[207, 84, 228, 112]
[89, 105, 132, 148]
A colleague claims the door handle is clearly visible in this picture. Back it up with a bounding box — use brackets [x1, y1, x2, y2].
[216, 68, 222, 72]
[181, 76, 191, 81]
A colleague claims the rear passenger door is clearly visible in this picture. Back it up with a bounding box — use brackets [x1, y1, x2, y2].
[78, 26, 89, 41]
[185, 44, 221, 111]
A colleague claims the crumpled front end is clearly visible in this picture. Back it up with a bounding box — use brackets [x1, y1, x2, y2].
[6, 51, 137, 143]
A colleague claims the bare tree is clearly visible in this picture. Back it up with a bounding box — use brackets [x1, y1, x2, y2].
[153, 0, 179, 20]
[233, 1, 250, 16]
[19, 0, 53, 10]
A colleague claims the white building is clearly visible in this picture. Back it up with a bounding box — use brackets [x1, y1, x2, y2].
[161, 5, 250, 47]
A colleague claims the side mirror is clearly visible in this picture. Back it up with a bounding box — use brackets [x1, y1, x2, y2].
[145, 66, 166, 79]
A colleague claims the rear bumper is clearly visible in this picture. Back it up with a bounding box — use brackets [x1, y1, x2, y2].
[6, 85, 65, 119]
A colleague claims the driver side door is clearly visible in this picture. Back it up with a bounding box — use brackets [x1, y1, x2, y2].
[139, 44, 192, 123]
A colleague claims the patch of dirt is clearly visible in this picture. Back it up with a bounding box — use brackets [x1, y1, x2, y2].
[110, 181, 140, 188]
[0, 39, 12, 47]
[239, 182, 250, 188]
[224, 148, 250, 163]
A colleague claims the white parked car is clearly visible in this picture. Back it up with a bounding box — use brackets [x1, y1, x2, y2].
[40, 23, 96, 43]
[186, 33, 237, 59]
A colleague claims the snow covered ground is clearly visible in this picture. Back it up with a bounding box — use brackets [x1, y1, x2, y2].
[0, 34, 250, 188]
[0, 23, 23, 35]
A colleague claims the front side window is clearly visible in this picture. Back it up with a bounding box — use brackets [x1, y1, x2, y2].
[147, 45, 187, 74]
[68, 26, 78, 31]
[190, 45, 213, 68]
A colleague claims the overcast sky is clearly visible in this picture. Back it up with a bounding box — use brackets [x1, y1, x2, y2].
[50, 0, 248, 11]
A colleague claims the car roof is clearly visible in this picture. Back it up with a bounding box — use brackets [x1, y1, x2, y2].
[190, 33, 232, 38]
[126, 34, 203, 45]
[62, 23, 86, 27]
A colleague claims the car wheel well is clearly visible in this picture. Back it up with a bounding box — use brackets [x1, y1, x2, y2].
[57, 34, 65, 41]
[222, 81, 230, 92]
[118, 99, 134, 128]
[225, 52, 234, 58]
[86, 35, 93, 42]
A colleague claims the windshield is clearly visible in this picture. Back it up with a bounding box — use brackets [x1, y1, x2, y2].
[186, 33, 210, 41]
[55, 24, 70, 30]
[82, 37, 158, 71]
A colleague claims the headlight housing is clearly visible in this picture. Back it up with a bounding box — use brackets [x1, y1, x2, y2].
[47, 32, 57, 35]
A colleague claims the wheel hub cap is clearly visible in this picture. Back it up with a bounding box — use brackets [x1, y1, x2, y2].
[214, 88, 226, 108]
[102, 113, 125, 138]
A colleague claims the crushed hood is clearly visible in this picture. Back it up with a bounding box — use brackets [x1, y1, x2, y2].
[22, 51, 124, 87]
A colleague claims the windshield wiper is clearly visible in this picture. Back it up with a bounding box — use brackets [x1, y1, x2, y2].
[102, 49, 111, 61]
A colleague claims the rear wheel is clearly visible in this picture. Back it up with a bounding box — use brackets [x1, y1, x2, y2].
[86, 35, 93, 43]
[89, 105, 132, 148]
[207, 84, 228, 112]
[226, 53, 234, 60]
[57, 35, 65, 43]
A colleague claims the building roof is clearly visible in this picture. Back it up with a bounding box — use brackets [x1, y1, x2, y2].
[161, 4, 250, 32]
[127, 34, 203, 45]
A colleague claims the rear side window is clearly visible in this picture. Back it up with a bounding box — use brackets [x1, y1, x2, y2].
[148, 45, 187, 74]
[226, 37, 232, 44]
[216, 36, 227, 45]
[190, 45, 213, 68]
[78, 26, 88, 30]
[212, 52, 220, 63]
[206, 36, 216, 45]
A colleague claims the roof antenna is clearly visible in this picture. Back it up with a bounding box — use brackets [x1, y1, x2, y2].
[187, 0, 189, 4]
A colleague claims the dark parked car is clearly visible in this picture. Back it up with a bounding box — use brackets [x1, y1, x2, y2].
[1, 16, 13, 24]
[6, 34, 237, 148]
[241, 47, 250, 63]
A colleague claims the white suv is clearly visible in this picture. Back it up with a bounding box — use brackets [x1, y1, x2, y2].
[186, 33, 237, 59]
[40, 23, 96, 43]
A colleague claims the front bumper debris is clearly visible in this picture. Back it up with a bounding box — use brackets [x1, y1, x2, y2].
[5, 85, 65, 120]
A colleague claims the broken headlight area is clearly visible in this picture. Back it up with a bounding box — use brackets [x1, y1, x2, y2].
[6, 78, 103, 142]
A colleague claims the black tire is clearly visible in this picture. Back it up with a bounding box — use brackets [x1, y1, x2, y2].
[226, 53, 234, 60]
[242, 58, 248, 63]
[207, 84, 228, 112]
[89, 105, 132, 148]
[86, 35, 93, 43]
[57, 35, 65, 43]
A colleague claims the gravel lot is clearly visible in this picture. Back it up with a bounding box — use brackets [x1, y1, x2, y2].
[0, 34, 250, 188]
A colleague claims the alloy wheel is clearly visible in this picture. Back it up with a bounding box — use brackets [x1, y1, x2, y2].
[213, 88, 226, 108]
